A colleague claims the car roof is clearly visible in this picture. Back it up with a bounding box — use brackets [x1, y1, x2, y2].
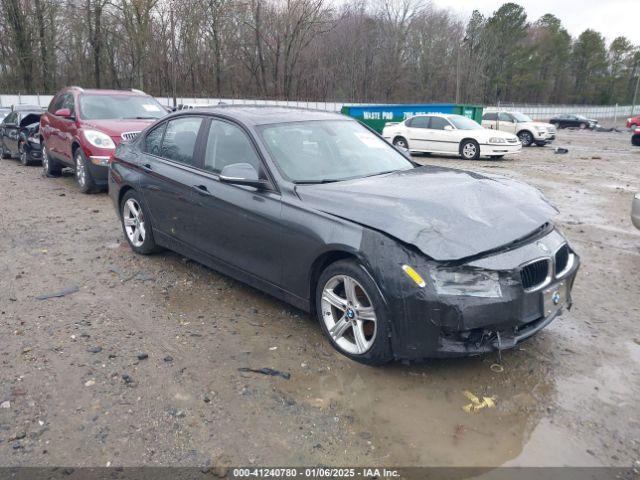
[192, 105, 347, 126]
[70, 88, 151, 97]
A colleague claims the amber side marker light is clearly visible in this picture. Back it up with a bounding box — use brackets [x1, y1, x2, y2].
[402, 265, 426, 288]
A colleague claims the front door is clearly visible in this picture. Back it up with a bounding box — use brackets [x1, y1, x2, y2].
[188, 118, 283, 286]
[498, 113, 517, 134]
[426, 116, 458, 153]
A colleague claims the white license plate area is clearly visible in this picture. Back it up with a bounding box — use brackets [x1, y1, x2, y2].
[542, 281, 567, 317]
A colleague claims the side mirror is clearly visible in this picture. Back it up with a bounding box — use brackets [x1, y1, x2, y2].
[54, 108, 74, 119]
[219, 163, 268, 189]
[443, 125, 454, 131]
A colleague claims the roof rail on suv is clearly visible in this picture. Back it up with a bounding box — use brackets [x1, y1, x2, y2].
[130, 88, 146, 95]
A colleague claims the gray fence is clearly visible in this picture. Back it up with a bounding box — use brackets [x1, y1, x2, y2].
[1, 93, 636, 122]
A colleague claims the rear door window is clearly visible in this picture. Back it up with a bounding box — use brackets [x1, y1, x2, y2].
[407, 116, 429, 128]
[160, 116, 203, 166]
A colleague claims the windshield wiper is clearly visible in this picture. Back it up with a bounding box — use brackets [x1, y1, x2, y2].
[294, 179, 341, 184]
[360, 169, 400, 179]
[123, 116, 157, 120]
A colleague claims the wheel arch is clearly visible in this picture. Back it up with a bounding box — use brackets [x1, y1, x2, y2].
[458, 137, 478, 151]
[308, 249, 360, 315]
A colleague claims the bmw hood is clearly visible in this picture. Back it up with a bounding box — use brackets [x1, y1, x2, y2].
[296, 166, 558, 261]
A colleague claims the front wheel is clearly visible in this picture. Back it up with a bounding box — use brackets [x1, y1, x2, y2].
[19, 142, 30, 166]
[518, 131, 534, 147]
[579, 123, 587, 129]
[75, 149, 97, 193]
[1, 143, 10, 159]
[460, 139, 480, 160]
[120, 190, 161, 255]
[316, 260, 392, 365]
[42, 143, 62, 176]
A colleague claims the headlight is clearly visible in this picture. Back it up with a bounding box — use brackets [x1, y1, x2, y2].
[83, 130, 116, 149]
[489, 137, 506, 144]
[431, 268, 502, 298]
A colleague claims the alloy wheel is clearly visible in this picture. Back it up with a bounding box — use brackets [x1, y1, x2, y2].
[321, 275, 377, 355]
[394, 138, 408, 149]
[518, 132, 533, 146]
[76, 153, 86, 187]
[42, 146, 49, 172]
[122, 199, 146, 248]
[19, 143, 27, 165]
[462, 142, 477, 159]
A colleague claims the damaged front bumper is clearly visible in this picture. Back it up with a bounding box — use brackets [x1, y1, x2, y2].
[368, 228, 580, 360]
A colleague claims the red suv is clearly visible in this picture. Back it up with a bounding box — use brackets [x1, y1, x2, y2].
[627, 115, 640, 128]
[40, 87, 167, 192]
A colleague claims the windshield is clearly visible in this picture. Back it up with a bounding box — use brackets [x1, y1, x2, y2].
[512, 112, 532, 122]
[448, 115, 482, 130]
[79, 94, 167, 120]
[258, 120, 414, 183]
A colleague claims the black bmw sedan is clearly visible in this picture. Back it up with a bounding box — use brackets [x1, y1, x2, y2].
[108, 106, 580, 365]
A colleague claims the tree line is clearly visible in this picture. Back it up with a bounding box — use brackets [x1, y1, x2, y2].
[1, 0, 639, 106]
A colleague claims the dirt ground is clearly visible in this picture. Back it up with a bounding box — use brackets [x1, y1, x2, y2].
[0, 128, 639, 470]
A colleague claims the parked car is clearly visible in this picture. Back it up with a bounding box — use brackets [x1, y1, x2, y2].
[549, 114, 597, 130]
[482, 111, 556, 147]
[40, 87, 167, 193]
[382, 113, 521, 160]
[0, 108, 43, 165]
[108, 106, 579, 365]
[626, 115, 640, 128]
[632, 193, 640, 230]
[632, 127, 640, 146]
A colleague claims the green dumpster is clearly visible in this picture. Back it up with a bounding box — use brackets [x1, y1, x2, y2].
[341, 103, 484, 133]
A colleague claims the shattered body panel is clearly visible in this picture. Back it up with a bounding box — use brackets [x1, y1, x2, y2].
[108, 106, 580, 360]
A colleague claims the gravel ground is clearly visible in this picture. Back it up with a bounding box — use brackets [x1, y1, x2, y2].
[0, 128, 639, 470]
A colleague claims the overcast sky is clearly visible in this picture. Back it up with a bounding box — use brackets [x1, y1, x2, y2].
[430, 0, 640, 45]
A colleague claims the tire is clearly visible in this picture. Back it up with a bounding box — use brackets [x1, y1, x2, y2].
[315, 259, 392, 365]
[489, 155, 504, 159]
[393, 136, 409, 150]
[460, 139, 480, 160]
[42, 143, 62, 176]
[1, 143, 10, 159]
[120, 190, 161, 255]
[74, 148, 97, 193]
[19, 142, 30, 166]
[579, 123, 587, 129]
[518, 130, 534, 147]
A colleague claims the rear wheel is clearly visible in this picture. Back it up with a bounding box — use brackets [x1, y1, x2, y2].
[393, 136, 409, 150]
[316, 260, 392, 365]
[75, 148, 96, 193]
[120, 190, 161, 255]
[42, 143, 62, 177]
[460, 139, 480, 160]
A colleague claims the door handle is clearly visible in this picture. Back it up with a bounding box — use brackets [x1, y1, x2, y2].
[141, 162, 152, 170]
[193, 184, 211, 196]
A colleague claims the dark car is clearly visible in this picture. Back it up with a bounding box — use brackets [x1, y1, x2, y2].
[108, 106, 580, 365]
[632, 127, 640, 146]
[40, 87, 167, 193]
[0, 109, 43, 165]
[549, 114, 597, 130]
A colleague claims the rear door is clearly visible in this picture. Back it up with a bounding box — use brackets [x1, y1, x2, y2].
[404, 116, 430, 151]
[187, 117, 284, 286]
[138, 115, 205, 247]
[43, 94, 65, 158]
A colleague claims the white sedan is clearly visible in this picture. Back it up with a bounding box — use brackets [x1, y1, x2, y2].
[382, 113, 521, 160]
